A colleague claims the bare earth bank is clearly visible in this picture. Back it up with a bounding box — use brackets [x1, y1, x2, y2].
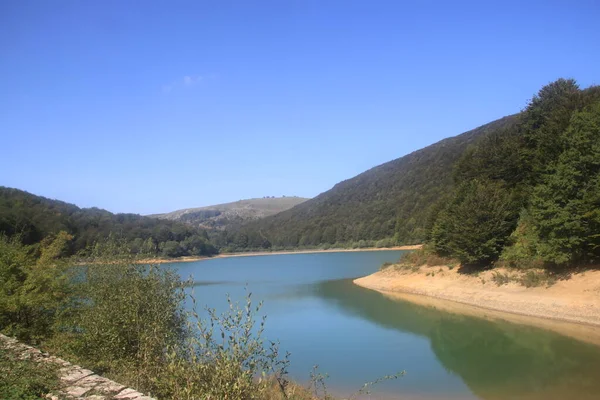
[137, 245, 423, 264]
[354, 265, 600, 345]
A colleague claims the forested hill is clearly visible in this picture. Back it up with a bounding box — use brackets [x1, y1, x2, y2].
[225, 79, 600, 270]
[216, 114, 518, 251]
[0, 187, 217, 257]
[151, 196, 308, 231]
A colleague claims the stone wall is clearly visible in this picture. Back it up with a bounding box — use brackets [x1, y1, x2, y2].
[0, 333, 155, 400]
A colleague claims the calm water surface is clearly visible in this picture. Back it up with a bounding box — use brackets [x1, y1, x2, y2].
[166, 251, 600, 400]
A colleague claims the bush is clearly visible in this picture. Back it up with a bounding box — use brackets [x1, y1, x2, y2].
[162, 291, 292, 400]
[491, 271, 512, 286]
[57, 258, 187, 394]
[399, 247, 457, 267]
[499, 211, 545, 269]
[518, 270, 557, 288]
[0, 233, 72, 344]
[380, 261, 394, 271]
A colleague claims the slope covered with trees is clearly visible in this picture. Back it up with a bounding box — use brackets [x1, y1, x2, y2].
[218, 115, 517, 251]
[0, 187, 217, 257]
[223, 79, 600, 269]
[429, 79, 600, 268]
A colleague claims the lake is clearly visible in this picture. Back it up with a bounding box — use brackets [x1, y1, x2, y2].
[167, 250, 600, 400]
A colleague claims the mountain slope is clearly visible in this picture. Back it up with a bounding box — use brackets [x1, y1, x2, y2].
[0, 187, 216, 257]
[151, 197, 308, 230]
[230, 115, 518, 249]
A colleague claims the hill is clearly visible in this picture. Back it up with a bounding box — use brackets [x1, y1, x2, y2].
[0, 187, 217, 257]
[151, 196, 308, 230]
[220, 115, 518, 251]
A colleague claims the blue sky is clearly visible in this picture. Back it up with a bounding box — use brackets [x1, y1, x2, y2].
[1, 0, 599, 214]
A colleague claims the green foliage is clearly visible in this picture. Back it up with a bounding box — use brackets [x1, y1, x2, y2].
[428, 79, 600, 269]
[162, 291, 292, 400]
[0, 187, 217, 258]
[519, 78, 582, 182]
[56, 250, 188, 393]
[380, 261, 394, 270]
[431, 180, 520, 266]
[399, 247, 456, 267]
[0, 233, 71, 343]
[454, 127, 527, 189]
[2, 235, 404, 400]
[528, 102, 600, 265]
[0, 346, 60, 400]
[499, 211, 544, 269]
[491, 271, 512, 286]
[518, 270, 557, 288]
[225, 116, 517, 250]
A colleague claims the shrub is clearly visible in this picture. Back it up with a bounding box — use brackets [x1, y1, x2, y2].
[491, 271, 512, 286]
[399, 247, 457, 267]
[161, 291, 292, 400]
[0, 233, 72, 344]
[46, 240, 188, 395]
[380, 262, 394, 271]
[519, 270, 557, 288]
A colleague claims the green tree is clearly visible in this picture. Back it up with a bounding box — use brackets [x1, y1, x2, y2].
[160, 240, 184, 257]
[431, 180, 520, 266]
[0, 232, 72, 343]
[529, 102, 600, 265]
[519, 78, 582, 183]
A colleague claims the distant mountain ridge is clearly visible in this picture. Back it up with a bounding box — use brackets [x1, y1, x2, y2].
[224, 115, 519, 250]
[151, 196, 308, 230]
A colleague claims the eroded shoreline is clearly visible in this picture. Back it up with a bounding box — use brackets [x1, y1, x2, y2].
[354, 264, 600, 345]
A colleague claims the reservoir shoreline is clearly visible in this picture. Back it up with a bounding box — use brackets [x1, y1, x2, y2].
[136, 245, 422, 264]
[354, 264, 600, 345]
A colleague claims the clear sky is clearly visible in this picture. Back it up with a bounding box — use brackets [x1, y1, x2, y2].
[1, 0, 598, 214]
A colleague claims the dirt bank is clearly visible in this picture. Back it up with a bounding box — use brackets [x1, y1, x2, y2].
[137, 245, 422, 264]
[354, 264, 600, 345]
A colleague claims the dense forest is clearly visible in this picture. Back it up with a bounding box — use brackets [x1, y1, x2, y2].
[429, 79, 600, 267]
[0, 187, 217, 257]
[216, 116, 517, 251]
[222, 79, 600, 270]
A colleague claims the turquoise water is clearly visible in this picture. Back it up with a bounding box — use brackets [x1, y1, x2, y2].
[166, 251, 600, 400]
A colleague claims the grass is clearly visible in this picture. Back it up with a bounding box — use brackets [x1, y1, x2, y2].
[0, 346, 60, 400]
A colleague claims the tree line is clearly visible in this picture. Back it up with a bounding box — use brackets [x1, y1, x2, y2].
[216, 116, 518, 252]
[0, 187, 217, 258]
[222, 79, 600, 271]
[428, 79, 600, 268]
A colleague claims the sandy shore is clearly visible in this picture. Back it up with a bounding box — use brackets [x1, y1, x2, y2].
[137, 245, 422, 264]
[354, 264, 600, 345]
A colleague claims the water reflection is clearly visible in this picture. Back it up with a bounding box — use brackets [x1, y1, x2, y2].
[314, 279, 600, 400]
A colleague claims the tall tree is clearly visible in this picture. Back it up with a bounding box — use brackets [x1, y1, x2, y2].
[529, 102, 600, 264]
[519, 78, 581, 183]
[431, 179, 520, 266]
